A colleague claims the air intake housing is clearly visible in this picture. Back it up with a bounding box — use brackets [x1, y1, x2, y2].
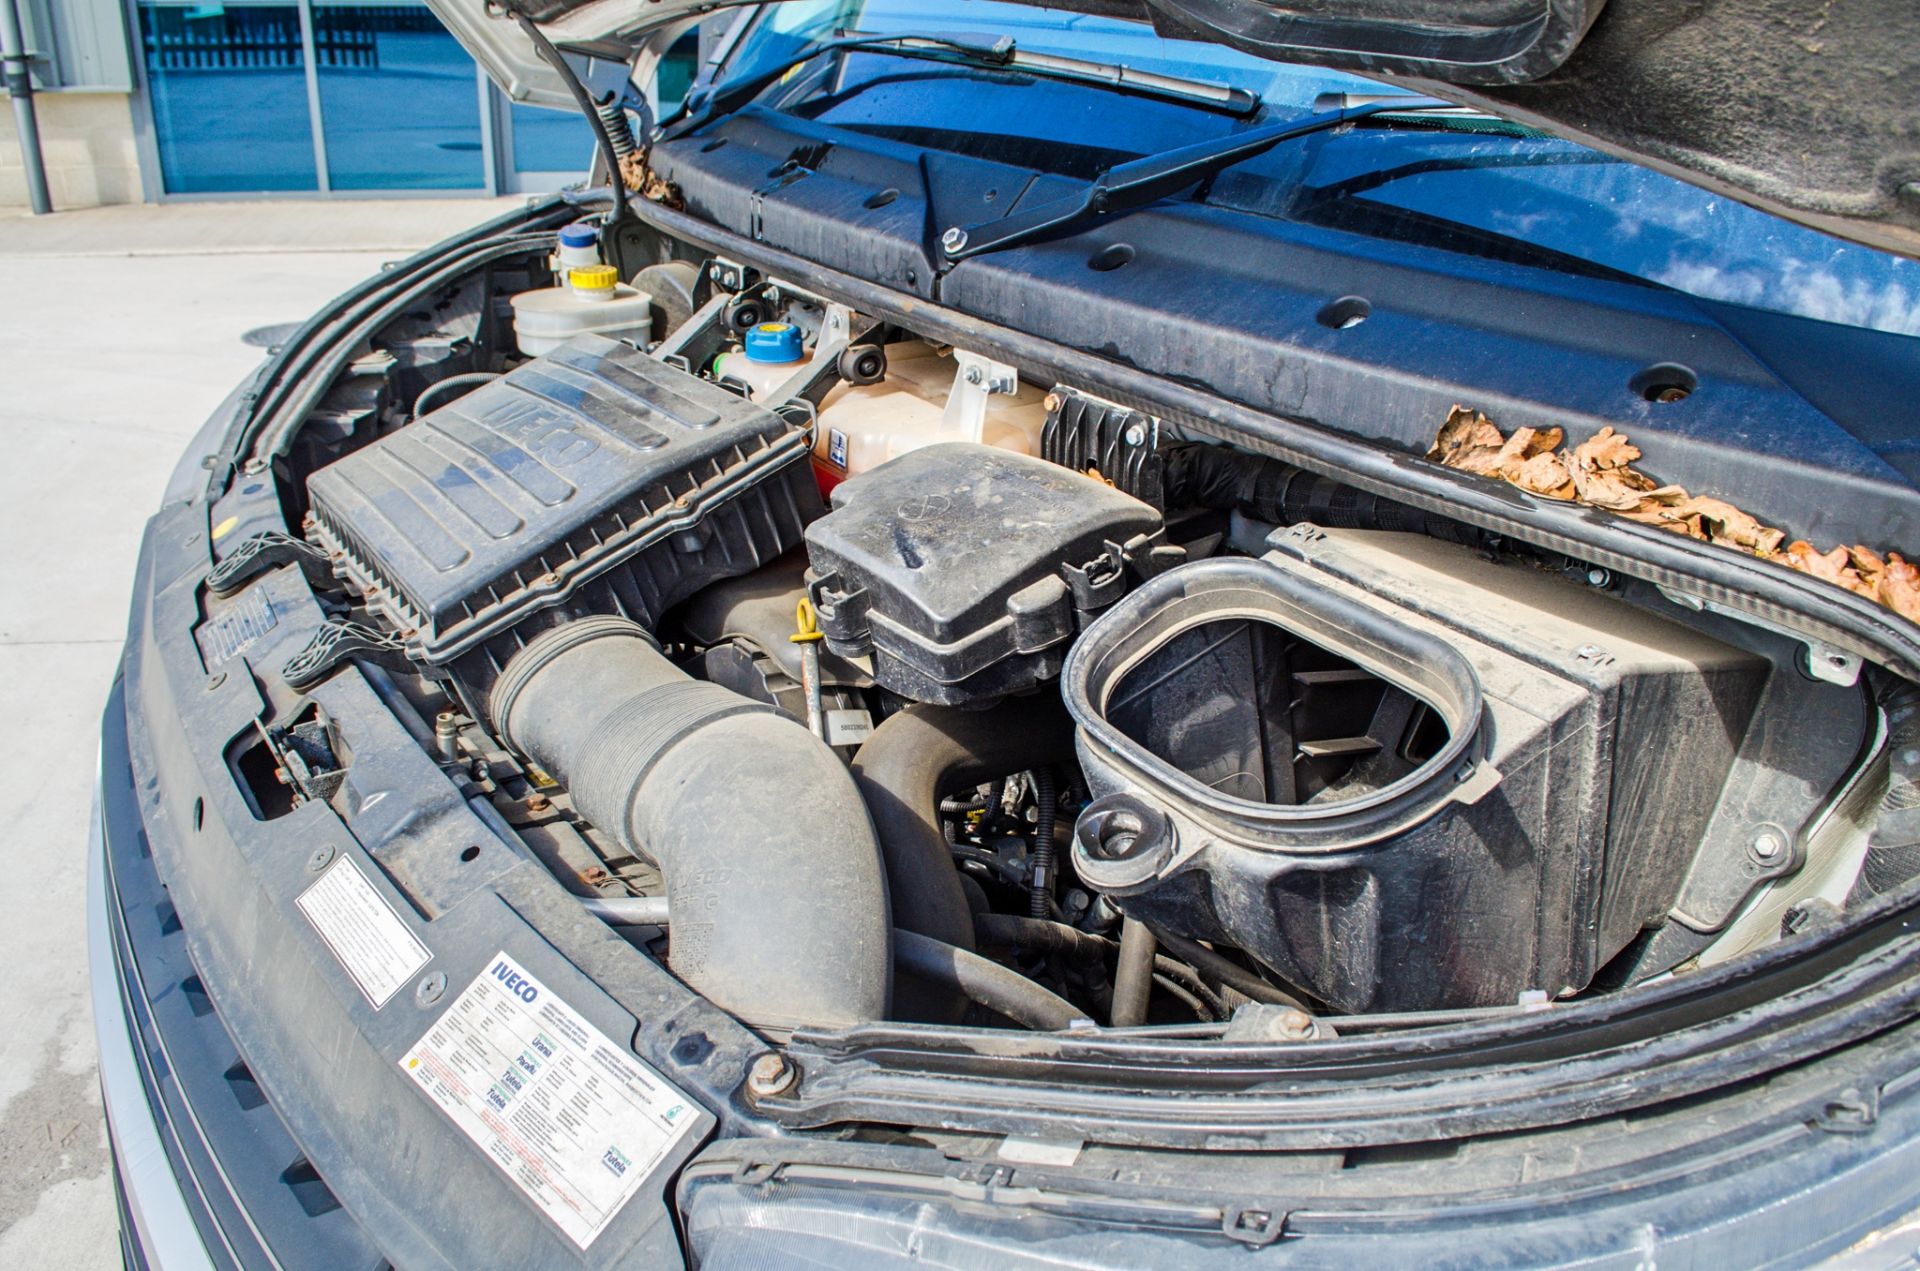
[306, 333, 820, 679]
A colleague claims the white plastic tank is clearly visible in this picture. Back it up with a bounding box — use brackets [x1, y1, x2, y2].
[811, 341, 1049, 490]
[711, 321, 810, 399]
[512, 265, 653, 357]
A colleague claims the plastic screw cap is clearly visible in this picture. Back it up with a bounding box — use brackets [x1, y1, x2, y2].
[743, 321, 804, 364]
[568, 264, 619, 296]
[558, 222, 599, 248]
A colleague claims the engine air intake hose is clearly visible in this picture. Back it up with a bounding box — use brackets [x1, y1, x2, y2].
[491, 616, 891, 1031]
[1163, 444, 1484, 547]
[851, 694, 1076, 1020]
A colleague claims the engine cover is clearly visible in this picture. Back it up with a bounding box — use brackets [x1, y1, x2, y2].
[306, 333, 820, 673]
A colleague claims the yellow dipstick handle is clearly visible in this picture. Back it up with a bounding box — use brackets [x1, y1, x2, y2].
[791, 597, 824, 643]
[791, 598, 827, 739]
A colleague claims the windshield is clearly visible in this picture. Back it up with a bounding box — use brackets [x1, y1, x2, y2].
[715, 0, 1918, 337]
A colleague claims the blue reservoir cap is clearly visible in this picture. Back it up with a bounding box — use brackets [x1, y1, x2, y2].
[743, 322, 805, 364]
[558, 222, 599, 249]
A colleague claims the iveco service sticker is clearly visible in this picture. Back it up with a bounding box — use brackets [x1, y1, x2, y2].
[400, 953, 704, 1250]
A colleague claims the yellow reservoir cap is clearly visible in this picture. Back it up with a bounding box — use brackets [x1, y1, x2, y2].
[569, 264, 619, 290]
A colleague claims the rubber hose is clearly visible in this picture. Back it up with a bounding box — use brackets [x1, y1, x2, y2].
[1162, 444, 1483, 547]
[974, 915, 1229, 1018]
[594, 92, 638, 160]
[493, 616, 890, 1031]
[975, 913, 1109, 962]
[1154, 931, 1310, 1011]
[413, 372, 500, 419]
[851, 694, 1075, 1020]
[1853, 677, 1920, 902]
[892, 930, 1079, 1031]
[1029, 766, 1058, 918]
[1112, 918, 1157, 1027]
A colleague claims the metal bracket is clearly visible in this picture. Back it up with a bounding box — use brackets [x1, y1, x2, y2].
[282, 620, 412, 691]
[1803, 640, 1862, 687]
[942, 349, 1019, 441]
[206, 530, 333, 598]
[1660, 588, 1864, 687]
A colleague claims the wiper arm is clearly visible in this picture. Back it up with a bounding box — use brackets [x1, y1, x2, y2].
[939, 98, 1455, 263]
[660, 30, 1261, 144]
[660, 32, 1015, 143]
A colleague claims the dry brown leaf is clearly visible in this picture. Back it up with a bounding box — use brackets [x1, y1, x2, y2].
[1671, 496, 1787, 555]
[1778, 540, 1875, 597]
[1512, 451, 1576, 500]
[1882, 555, 1920, 624]
[1429, 406, 1507, 470]
[1571, 425, 1642, 472]
[1569, 463, 1656, 511]
[1426, 408, 1920, 627]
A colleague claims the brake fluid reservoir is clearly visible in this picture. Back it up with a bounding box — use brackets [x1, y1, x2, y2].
[511, 265, 653, 357]
[712, 322, 808, 399]
[812, 342, 1050, 489]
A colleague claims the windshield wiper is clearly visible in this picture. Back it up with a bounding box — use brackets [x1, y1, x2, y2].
[938, 98, 1465, 263]
[659, 30, 1260, 144]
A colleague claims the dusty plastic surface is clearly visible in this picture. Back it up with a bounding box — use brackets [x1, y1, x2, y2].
[812, 342, 1048, 488]
[1064, 527, 1768, 1012]
[306, 333, 820, 673]
[510, 282, 654, 355]
[804, 442, 1171, 704]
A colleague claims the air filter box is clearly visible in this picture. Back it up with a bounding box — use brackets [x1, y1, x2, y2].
[1063, 525, 1769, 1013]
[307, 333, 820, 676]
[804, 443, 1176, 704]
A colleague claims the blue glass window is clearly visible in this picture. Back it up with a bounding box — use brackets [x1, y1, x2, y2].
[137, 0, 319, 193]
[509, 100, 590, 176]
[313, 3, 484, 190]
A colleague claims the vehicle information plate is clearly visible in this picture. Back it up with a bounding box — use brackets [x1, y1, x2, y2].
[400, 953, 703, 1250]
[295, 856, 430, 1009]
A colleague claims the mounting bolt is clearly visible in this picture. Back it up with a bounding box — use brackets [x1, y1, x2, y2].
[526, 792, 551, 813]
[940, 226, 969, 256]
[964, 365, 985, 386]
[307, 844, 335, 873]
[242, 456, 270, 476]
[415, 971, 447, 1007]
[206, 671, 226, 692]
[1585, 567, 1612, 588]
[1043, 392, 1063, 413]
[1123, 423, 1147, 447]
[1750, 827, 1789, 865]
[744, 1052, 798, 1100]
[1574, 644, 1605, 662]
[1276, 1009, 1315, 1040]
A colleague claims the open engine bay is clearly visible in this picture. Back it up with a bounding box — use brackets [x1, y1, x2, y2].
[202, 208, 1905, 1048]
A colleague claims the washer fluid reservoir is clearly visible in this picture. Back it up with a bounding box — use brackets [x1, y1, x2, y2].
[712, 322, 808, 400]
[811, 341, 1049, 491]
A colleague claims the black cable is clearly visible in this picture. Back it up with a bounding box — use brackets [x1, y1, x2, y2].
[510, 10, 631, 271]
[1029, 766, 1057, 918]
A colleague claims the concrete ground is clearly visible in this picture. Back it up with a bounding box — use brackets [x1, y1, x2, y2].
[0, 195, 523, 1264]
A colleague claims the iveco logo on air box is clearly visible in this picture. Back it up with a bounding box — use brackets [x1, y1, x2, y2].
[490, 960, 538, 1004]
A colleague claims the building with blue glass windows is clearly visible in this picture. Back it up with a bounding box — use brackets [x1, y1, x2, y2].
[1, 0, 698, 204]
